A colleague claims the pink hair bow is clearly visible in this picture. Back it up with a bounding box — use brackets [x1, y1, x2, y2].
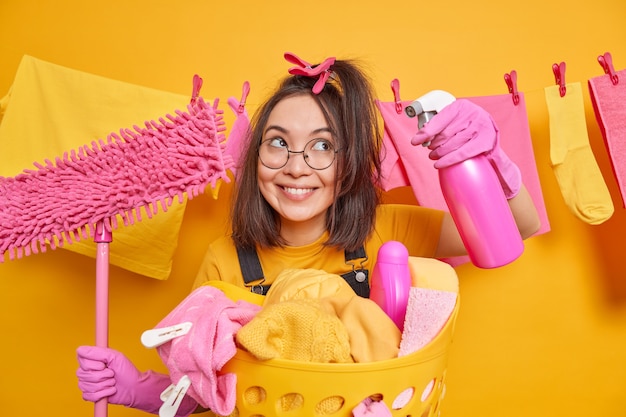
[285, 52, 336, 94]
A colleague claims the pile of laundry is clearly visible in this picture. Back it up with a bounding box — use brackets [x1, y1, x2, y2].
[141, 265, 457, 416]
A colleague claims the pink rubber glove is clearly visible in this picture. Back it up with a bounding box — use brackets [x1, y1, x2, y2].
[76, 346, 197, 416]
[410, 99, 521, 199]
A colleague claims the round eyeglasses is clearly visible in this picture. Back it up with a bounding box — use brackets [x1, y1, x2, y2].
[258, 138, 339, 170]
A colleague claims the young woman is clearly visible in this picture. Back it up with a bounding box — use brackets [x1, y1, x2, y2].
[76, 53, 540, 416]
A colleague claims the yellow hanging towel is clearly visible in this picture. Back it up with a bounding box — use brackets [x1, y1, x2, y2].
[0, 55, 195, 279]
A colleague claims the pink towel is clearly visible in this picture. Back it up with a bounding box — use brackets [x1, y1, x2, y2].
[398, 287, 457, 356]
[588, 68, 626, 207]
[154, 286, 261, 416]
[376, 92, 550, 265]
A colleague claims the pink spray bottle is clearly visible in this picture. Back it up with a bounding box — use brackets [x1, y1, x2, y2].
[370, 241, 412, 331]
[405, 90, 524, 268]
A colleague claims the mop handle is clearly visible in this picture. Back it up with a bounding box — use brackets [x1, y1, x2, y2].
[94, 222, 112, 417]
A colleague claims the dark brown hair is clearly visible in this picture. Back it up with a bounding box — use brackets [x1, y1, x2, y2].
[230, 58, 382, 252]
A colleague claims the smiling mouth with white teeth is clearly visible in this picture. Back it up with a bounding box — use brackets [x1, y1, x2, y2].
[283, 187, 314, 195]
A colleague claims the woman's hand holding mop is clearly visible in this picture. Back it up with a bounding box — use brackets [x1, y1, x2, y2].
[76, 346, 198, 416]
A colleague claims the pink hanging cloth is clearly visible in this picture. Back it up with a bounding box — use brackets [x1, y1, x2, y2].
[588, 52, 626, 207]
[224, 81, 251, 177]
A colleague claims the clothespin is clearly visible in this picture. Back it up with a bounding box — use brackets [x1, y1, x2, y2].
[391, 78, 403, 114]
[504, 70, 520, 105]
[190, 74, 203, 105]
[597, 52, 619, 85]
[159, 375, 192, 417]
[552, 62, 567, 97]
[140, 322, 193, 348]
[237, 81, 250, 114]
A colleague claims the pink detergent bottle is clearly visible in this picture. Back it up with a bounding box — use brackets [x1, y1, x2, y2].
[405, 90, 524, 268]
[369, 241, 412, 331]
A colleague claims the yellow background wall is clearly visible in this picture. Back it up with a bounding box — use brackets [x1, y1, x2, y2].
[1, 1, 626, 416]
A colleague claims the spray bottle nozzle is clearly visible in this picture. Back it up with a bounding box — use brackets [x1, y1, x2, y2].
[404, 102, 422, 118]
[405, 90, 456, 129]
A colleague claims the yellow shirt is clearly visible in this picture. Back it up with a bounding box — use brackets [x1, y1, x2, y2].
[193, 204, 444, 289]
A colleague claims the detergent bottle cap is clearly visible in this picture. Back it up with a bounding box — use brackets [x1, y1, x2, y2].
[377, 240, 409, 264]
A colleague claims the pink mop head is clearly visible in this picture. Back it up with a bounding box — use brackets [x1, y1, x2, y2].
[0, 96, 231, 261]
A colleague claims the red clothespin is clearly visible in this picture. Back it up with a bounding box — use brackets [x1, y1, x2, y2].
[597, 52, 619, 85]
[237, 81, 250, 114]
[190, 74, 203, 105]
[391, 78, 403, 114]
[552, 62, 567, 97]
[504, 70, 520, 105]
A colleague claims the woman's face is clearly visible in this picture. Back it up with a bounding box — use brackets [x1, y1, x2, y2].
[257, 94, 338, 245]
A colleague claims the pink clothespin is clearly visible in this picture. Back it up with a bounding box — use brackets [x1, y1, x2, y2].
[504, 70, 520, 105]
[390, 78, 403, 114]
[237, 81, 250, 114]
[190, 74, 203, 105]
[597, 52, 619, 86]
[552, 62, 567, 97]
[285, 52, 335, 94]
